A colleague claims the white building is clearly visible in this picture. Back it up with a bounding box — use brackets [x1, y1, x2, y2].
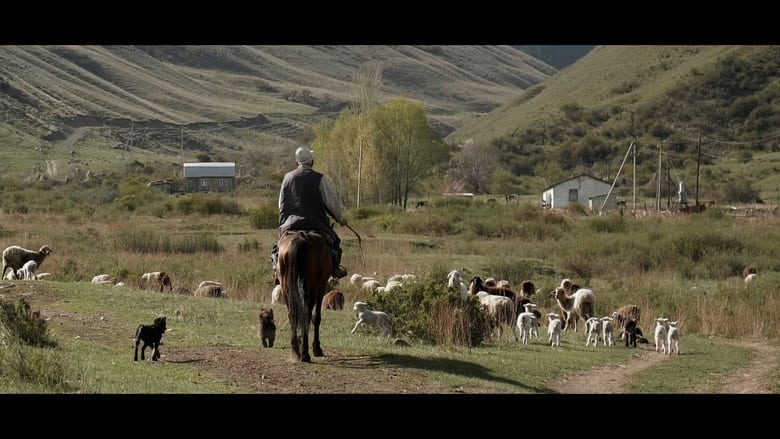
[542, 174, 613, 210]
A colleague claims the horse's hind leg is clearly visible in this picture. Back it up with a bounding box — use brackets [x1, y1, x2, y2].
[312, 303, 324, 357]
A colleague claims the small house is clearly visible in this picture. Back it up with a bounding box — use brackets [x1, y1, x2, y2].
[542, 174, 613, 210]
[183, 162, 236, 193]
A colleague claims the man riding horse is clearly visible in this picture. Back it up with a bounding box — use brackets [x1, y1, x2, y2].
[271, 146, 348, 283]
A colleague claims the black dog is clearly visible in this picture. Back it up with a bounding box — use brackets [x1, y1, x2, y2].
[133, 316, 167, 361]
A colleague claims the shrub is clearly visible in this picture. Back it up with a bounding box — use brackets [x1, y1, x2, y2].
[0, 299, 57, 348]
[363, 274, 486, 347]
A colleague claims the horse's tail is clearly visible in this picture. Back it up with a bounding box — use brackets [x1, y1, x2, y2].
[285, 233, 310, 340]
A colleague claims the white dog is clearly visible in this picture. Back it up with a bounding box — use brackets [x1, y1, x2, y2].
[351, 302, 392, 337]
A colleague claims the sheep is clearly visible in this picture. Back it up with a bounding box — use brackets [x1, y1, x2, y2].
[469, 276, 517, 302]
[624, 319, 638, 348]
[600, 316, 615, 346]
[654, 317, 669, 353]
[18, 260, 39, 280]
[351, 302, 392, 337]
[92, 274, 116, 284]
[585, 317, 602, 347]
[139, 271, 173, 293]
[377, 279, 404, 293]
[519, 279, 536, 298]
[447, 270, 469, 298]
[547, 313, 562, 347]
[270, 284, 282, 305]
[611, 304, 641, 340]
[551, 285, 596, 332]
[133, 316, 167, 361]
[2, 245, 53, 280]
[34, 272, 51, 280]
[193, 284, 225, 298]
[198, 280, 223, 289]
[745, 273, 757, 285]
[476, 291, 515, 339]
[322, 290, 345, 310]
[667, 321, 680, 355]
[515, 302, 539, 345]
[257, 307, 276, 348]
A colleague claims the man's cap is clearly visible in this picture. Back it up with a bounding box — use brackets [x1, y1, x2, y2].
[295, 146, 314, 165]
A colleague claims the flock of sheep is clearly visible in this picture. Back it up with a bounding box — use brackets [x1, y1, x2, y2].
[446, 269, 684, 352]
[4, 243, 759, 356]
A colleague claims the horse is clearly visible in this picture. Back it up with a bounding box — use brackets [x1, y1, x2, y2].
[278, 230, 333, 362]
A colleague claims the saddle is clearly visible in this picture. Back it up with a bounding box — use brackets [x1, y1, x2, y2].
[281, 229, 334, 248]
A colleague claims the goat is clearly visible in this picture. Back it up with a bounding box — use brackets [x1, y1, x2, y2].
[351, 301, 392, 337]
[322, 290, 345, 310]
[133, 316, 167, 361]
[551, 285, 596, 332]
[585, 317, 602, 347]
[654, 317, 669, 353]
[667, 321, 680, 355]
[547, 313, 562, 347]
[257, 308, 276, 348]
[2, 245, 53, 280]
[611, 304, 641, 340]
[624, 318, 638, 348]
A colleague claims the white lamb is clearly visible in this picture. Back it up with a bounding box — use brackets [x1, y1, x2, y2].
[654, 317, 669, 353]
[585, 316, 602, 347]
[667, 321, 681, 355]
[600, 316, 615, 346]
[547, 313, 562, 347]
[271, 284, 282, 305]
[18, 260, 39, 280]
[351, 301, 392, 337]
[515, 303, 538, 345]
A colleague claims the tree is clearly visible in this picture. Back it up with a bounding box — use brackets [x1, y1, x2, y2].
[369, 97, 449, 209]
[488, 168, 519, 202]
[447, 141, 501, 194]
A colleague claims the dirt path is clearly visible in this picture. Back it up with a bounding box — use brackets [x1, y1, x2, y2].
[547, 344, 671, 394]
[547, 340, 779, 394]
[719, 341, 780, 394]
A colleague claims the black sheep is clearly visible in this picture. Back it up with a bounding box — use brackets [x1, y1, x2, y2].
[133, 316, 167, 361]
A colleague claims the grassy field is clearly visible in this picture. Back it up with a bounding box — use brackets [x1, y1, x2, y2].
[2, 195, 780, 394]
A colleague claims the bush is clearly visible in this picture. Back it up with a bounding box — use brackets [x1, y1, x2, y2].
[363, 274, 487, 347]
[0, 299, 57, 348]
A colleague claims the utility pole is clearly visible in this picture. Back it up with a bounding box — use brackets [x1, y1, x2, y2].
[656, 143, 662, 212]
[633, 139, 636, 215]
[357, 138, 363, 209]
[696, 131, 701, 210]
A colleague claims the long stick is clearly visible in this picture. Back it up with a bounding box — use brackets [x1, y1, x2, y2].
[344, 223, 366, 267]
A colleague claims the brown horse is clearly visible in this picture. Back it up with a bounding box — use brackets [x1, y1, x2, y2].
[278, 230, 333, 362]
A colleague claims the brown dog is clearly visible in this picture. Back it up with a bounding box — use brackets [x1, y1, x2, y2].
[257, 308, 276, 348]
